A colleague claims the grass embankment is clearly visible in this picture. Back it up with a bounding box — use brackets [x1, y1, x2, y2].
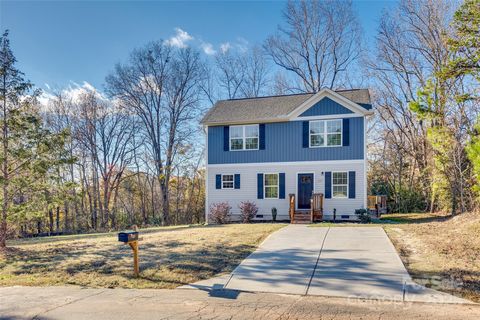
[0, 223, 285, 289]
[383, 212, 480, 302]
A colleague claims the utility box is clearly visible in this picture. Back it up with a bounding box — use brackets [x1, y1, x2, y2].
[118, 231, 139, 243]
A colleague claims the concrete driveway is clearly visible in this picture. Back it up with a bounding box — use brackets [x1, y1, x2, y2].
[191, 225, 467, 303]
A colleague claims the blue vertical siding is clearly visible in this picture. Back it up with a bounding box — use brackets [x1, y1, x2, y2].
[208, 117, 364, 164]
[299, 97, 354, 117]
[359, 103, 373, 110]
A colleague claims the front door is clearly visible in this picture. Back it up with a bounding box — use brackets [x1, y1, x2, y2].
[298, 173, 314, 209]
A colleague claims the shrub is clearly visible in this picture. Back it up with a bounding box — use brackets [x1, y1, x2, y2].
[238, 201, 259, 223]
[355, 208, 371, 223]
[209, 202, 231, 224]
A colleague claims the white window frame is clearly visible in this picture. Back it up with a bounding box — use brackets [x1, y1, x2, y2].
[309, 119, 342, 148]
[332, 171, 348, 199]
[264, 173, 279, 199]
[221, 174, 234, 189]
[230, 124, 259, 151]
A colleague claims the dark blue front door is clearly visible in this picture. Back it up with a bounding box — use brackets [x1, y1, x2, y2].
[298, 173, 314, 209]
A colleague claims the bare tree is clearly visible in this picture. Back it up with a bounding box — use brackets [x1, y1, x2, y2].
[106, 42, 205, 225]
[366, 0, 478, 213]
[93, 98, 135, 228]
[240, 46, 270, 98]
[214, 49, 246, 99]
[265, 0, 361, 92]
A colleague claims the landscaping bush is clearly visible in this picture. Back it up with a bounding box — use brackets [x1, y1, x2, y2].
[209, 202, 231, 224]
[355, 208, 371, 223]
[238, 201, 259, 223]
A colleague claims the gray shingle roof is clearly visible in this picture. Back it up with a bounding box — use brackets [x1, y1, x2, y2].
[201, 89, 371, 125]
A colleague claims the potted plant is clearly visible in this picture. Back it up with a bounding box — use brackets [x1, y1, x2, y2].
[271, 207, 277, 222]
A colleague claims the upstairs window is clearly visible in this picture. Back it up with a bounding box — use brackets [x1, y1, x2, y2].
[309, 119, 342, 147]
[230, 124, 259, 150]
[332, 172, 348, 198]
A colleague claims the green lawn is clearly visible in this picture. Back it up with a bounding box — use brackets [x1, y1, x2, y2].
[0, 223, 285, 289]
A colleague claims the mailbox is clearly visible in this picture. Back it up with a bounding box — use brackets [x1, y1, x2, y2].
[118, 226, 140, 277]
[118, 231, 139, 243]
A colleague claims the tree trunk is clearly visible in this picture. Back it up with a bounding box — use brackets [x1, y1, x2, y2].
[160, 179, 170, 225]
[48, 208, 54, 234]
[64, 202, 69, 231]
[56, 206, 60, 232]
[0, 74, 8, 249]
[69, 160, 79, 232]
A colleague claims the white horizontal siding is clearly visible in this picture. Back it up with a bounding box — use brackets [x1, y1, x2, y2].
[206, 161, 366, 221]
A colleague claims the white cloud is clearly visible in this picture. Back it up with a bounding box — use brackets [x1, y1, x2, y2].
[38, 91, 55, 107]
[220, 42, 231, 54]
[64, 81, 101, 102]
[38, 81, 104, 109]
[164, 28, 193, 48]
[236, 37, 249, 52]
[201, 42, 216, 55]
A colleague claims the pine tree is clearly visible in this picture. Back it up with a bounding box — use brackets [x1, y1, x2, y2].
[0, 30, 69, 248]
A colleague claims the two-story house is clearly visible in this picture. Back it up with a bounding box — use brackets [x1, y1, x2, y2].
[201, 88, 374, 222]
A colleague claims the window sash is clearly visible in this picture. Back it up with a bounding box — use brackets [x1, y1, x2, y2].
[332, 172, 348, 198]
[222, 174, 234, 189]
[264, 173, 279, 199]
[230, 124, 259, 150]
[309, 119, 342, 147]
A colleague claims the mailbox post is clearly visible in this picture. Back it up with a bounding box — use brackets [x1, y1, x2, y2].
[118, 225, 140, 277]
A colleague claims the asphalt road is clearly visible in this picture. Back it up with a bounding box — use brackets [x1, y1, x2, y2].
[1, 286, 479, 320]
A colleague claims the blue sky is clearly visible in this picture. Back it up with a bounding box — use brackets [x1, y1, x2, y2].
[1, 0, 397, 92]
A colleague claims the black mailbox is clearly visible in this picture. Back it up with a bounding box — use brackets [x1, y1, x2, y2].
[118, 231, 139, 243]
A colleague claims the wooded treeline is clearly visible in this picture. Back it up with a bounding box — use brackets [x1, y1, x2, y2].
[1, 0, 479, 247]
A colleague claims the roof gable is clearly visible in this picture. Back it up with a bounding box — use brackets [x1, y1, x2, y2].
[299, 97, 354, 117]
[288, 88, 373, 119]
[201, 88, 372, 125]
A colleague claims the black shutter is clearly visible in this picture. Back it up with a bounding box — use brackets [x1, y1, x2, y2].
[302, 121, 309, 148]
[342, 118, 350, 146]
[234, 174, 241, 189]
[325, 172, 332, 199]
[259, 124, 266, 150]
[216, 174, 221, 189]
[257, 173, 264, 199]
[348, 171, 355, 199]
[223, 126, 229, 151]
[279, 173, 285, 199]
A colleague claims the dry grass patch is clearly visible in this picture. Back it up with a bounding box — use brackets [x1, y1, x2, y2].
[0, 223, 285, 289]
[384, 212, 480, 302]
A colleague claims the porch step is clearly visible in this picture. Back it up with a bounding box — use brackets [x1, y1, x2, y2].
[291, 213, 311, 224]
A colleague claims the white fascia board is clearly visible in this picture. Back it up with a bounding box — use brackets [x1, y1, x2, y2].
[292, 113, 363, 121]
[207, 159, 365, 168]
[202, 117, 288, 127]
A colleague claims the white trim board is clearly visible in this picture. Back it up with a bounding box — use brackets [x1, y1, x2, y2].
[204, 125, 209, 223]
[293, 114, 363, 121]
[207, 159, 365, 168]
